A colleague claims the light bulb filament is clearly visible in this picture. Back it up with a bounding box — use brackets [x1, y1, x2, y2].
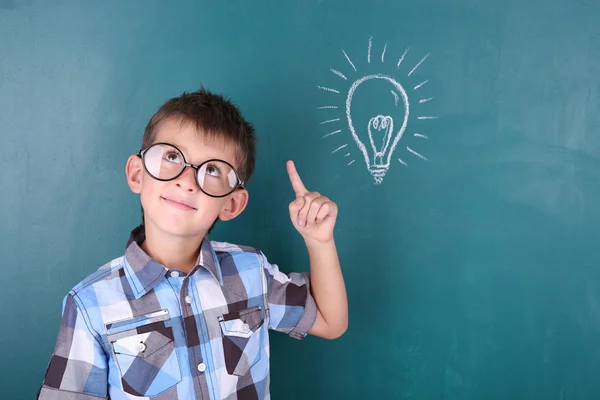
[368, 115, 394, 166]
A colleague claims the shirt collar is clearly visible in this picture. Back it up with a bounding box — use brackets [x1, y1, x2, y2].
[123, 225, 223, 299]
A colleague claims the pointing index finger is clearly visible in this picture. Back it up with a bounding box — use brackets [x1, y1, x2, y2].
[287, 160, 308, 197]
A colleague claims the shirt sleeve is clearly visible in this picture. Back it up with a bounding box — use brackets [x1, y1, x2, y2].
[259, 251, 318, 340]
[37, 293, 108, 400]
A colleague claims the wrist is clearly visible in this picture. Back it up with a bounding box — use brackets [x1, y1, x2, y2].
[303, 235, 335, 249]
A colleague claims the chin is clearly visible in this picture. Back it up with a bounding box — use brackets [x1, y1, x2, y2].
[163, 226, 206, 240]
[156, 215, 211, 238]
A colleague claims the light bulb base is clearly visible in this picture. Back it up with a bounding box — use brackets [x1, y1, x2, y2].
[369, 167, 388, 185]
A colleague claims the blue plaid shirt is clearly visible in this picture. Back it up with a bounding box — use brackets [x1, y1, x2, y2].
[37, 225, 317, 399]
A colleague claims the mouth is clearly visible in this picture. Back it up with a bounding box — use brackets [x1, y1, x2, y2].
[161, 196, 197, 211]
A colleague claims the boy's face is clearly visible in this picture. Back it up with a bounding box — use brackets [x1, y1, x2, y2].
[126, 117, 248, 240]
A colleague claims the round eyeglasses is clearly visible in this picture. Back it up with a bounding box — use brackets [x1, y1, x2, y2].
[137, 142, 245, 198]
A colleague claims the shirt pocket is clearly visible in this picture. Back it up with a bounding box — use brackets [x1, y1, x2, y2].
[218, 305, 265, 377]
[106, 311, 181, 397]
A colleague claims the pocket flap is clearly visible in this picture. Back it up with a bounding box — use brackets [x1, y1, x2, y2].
[219, 306, 264, 338]
[111, 325, 174, 358]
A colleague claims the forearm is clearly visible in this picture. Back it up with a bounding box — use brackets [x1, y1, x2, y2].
[305, 238, 348, 338]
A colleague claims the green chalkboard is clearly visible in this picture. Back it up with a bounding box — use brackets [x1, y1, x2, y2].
[2, 0, 600, 399]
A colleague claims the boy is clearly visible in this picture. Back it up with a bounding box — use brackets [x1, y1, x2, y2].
[37, 88, 348, 400]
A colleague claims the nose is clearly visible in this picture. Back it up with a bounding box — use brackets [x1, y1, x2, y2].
[175, 166, 198, 193]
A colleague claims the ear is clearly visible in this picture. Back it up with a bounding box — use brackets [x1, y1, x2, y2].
[126, 154, 144, 194]
[218, 188, 249, 221]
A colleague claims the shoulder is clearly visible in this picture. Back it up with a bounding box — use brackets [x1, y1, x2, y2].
[68, 255, 126, 307]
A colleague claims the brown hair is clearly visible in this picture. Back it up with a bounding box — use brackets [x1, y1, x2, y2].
[141, 87, 256, 183]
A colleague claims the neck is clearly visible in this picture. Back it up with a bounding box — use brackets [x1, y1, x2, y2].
[141, 223, 206, 274]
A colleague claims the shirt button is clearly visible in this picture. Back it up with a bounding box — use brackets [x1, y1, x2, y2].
[138, 342, 146, 352]
[243, 323, 250, 331]
[185, 295, 193, 305]
[197, 363, 206, 373]
[170, 271, 180, 278]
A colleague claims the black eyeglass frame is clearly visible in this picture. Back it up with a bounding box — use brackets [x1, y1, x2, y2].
[137, 142, 245, 198]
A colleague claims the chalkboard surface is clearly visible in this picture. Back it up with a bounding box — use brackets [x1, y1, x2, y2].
[2, 0, 600, 399]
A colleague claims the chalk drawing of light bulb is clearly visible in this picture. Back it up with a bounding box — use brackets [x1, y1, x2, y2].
[317, 37, 437, 184]
[346, 74, 409, 184]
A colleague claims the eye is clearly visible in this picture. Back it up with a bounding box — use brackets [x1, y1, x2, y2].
[205, 163, 222, 177]
[164, 151, 181, 163]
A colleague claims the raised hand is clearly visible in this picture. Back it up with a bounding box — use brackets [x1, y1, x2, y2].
[287, 160, 338, 243]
